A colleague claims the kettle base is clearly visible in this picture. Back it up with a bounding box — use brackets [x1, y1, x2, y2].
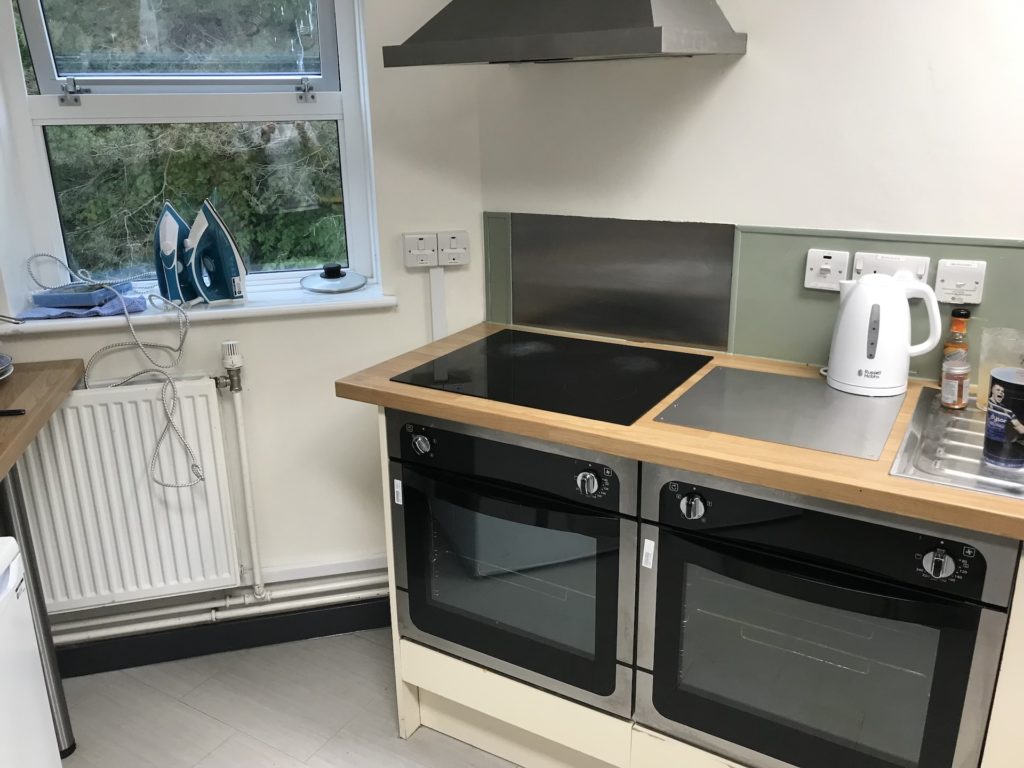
[827, 377, 908, 398]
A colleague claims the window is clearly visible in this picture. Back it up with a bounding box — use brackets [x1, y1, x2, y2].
[4, 0, 377, 289]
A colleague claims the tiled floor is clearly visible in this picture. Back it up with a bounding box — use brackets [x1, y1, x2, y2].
[63, 629, 517, 768]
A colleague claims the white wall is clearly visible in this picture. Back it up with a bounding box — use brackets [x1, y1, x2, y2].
[0, 0, 487, 580]
[480, 0, 1024, 240]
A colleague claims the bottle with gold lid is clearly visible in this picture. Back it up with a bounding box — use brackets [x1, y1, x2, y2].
[942, 308, 971, 363]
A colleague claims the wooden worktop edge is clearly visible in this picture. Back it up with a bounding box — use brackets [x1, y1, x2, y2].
[336, 325, 1024, 541]
[0, 359, 85, 478]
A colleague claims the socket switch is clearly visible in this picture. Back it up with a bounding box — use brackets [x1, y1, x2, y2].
[403, 233, 438, 269]
[438, 230, 471, 266]
[804, 249, 850, 291]
[853, 252, 931, 282]
[935, 259, 987, 304]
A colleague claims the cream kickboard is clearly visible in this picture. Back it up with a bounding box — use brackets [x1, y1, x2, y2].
[630, 726, 744, 768]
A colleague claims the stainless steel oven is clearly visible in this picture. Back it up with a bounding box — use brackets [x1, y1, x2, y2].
[635, 464, 1020, 768]
[386, 410, 638, 716]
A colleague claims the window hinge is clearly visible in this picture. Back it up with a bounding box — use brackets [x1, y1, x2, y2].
[59, 77, 90, 106]
[296, 77, 316, 104]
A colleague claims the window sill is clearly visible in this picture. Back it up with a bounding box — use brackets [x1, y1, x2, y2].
[2, 282, 397, 337]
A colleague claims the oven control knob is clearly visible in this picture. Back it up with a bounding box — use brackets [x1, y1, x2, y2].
[411, 434, 432, 456]
[681, 493, 707, 521]
[576, 472, 600, 496]
[923, 548, 956, 580]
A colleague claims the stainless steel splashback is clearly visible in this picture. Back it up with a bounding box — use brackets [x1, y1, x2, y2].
[508, 213, 734, 349]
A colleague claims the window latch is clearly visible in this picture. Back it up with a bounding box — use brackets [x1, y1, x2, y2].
[296, 77, 316, 104]
[59, 77, 90, 107]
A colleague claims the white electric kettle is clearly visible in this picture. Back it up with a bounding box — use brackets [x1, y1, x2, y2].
[827, 272, 942, 397]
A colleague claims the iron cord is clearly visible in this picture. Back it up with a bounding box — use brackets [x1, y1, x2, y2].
[27, 253, 205, 489]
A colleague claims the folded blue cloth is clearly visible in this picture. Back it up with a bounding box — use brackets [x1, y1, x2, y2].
[18, 294, 148, 320]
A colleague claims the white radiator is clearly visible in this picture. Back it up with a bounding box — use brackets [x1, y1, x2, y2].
[17, 378, 240, 613]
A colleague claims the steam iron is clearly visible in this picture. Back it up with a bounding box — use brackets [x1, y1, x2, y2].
[183, 200, 247, 303]
[153, 202, 198, 304]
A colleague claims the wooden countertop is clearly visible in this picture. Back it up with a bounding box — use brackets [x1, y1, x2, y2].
[0, 359, 84, 478]
[337, 324, 1024, 541]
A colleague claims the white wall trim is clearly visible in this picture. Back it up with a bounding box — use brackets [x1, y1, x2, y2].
[259, 554, 388, 585]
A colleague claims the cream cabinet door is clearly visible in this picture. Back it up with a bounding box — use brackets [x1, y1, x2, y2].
[630, 727, 744, 768]
[981, 556, 1024, 768]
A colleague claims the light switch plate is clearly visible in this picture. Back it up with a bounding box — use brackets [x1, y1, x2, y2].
[935, 259, 986, 304]
[403, 233, 438, 269]
[852, 252, 931, 282]
[438, 230, 470, 266]
[805, 249, 850, 291]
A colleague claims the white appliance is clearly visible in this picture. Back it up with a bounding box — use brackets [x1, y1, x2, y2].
[827, 272, 942, 397]
[0, 538, 62, 768]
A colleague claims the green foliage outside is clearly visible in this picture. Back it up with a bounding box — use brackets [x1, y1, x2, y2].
[46, 122, 347, 276]
[13, 0, 39, 94]
[42, 0, 321, 75]
[13, 0, 347, 277]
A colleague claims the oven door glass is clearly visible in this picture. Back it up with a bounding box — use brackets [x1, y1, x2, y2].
[653, 531, 982, 768]
[402, 465, 623, 695]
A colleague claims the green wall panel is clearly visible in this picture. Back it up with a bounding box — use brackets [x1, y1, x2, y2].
[733, 228, 1024, 382]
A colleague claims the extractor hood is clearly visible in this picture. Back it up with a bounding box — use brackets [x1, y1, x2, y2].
[383, 0, 747, 68]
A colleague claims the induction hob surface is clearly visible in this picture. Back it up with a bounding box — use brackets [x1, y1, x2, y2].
[391, 329, 712, 426]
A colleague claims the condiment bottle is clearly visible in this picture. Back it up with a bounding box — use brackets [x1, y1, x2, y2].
[941, 359, 971, 410]
[942, 308, 971, 363]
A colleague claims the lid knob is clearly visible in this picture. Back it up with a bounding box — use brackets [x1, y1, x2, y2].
[322, 263, 345, 280]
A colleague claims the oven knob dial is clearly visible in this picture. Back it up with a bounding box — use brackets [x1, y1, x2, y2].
[923, 548, 956, 580]
[411, 434, 432, 456]
[681, 493, 707, 521]
[576, 472, 600, 496]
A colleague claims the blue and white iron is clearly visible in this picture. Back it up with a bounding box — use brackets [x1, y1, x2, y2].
[183, 200, 247, 304]
[153, 202, 198, 304]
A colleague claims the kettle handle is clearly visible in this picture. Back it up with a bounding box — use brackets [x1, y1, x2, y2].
[905, 282, 942, 358]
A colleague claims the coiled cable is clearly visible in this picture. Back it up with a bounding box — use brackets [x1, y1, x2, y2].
[27, 253, 205, 488]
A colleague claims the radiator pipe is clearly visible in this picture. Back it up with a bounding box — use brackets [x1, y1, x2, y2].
[51, 585, 388, 646]
[214, 341, 266, 601]
[50, 572, 387, 633]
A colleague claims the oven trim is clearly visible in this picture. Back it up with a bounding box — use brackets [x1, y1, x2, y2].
[385, 409, 640, 518]
[640, 464, 1020, 608]
[396, 591, 635, 717]
[634, 521, 1009, 768]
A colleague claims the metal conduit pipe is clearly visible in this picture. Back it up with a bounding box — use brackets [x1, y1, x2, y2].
[51, 573, 387, 634]
[53, 586, 388, 646]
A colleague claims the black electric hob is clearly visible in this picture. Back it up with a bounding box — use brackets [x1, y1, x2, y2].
[391, 329, 712, 426]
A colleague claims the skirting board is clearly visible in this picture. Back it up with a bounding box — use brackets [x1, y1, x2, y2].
[57, 598, 390, 678]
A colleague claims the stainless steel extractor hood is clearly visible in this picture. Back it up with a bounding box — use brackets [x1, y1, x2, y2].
[383, 0, 747, 68]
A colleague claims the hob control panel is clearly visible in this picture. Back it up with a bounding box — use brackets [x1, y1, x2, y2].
[658, 479, 994, 603]
[399, 423, 621, 513]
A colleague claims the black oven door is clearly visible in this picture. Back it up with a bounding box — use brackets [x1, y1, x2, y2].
[638, 527, 992, 768]
[395, 463, 634, 710]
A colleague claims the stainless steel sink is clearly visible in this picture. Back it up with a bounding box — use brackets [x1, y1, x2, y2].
[892, 388, 1024, 498]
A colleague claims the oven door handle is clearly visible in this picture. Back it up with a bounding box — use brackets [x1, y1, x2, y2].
[669, 532, 983, 629]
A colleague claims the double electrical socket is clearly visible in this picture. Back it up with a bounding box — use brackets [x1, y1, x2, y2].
[403, 231, 470, 269]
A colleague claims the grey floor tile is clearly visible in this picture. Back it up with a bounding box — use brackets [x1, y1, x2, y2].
[125, 653, 228, 700]
[63, 632, 514, 768]
[62, 671, 233, 768]
[193, 732, 308, 768]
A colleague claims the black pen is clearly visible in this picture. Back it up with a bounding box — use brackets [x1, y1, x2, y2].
[0, 409, 26, 417]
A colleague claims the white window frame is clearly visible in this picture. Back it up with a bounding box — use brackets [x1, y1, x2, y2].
[1, 0, 379, 307]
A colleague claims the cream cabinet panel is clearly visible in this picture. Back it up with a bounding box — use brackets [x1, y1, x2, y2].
[401, 640, 632, 768]
[630, 726, 745, 768]
[981, 555, 1024, 768]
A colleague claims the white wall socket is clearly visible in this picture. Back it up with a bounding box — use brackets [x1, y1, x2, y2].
[403, 233, 438, 269]
[935, 259, 987, 304]
[438, 230, 470, 266]
[805, 249, 850, 291]
[852, 252, 931, 282]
